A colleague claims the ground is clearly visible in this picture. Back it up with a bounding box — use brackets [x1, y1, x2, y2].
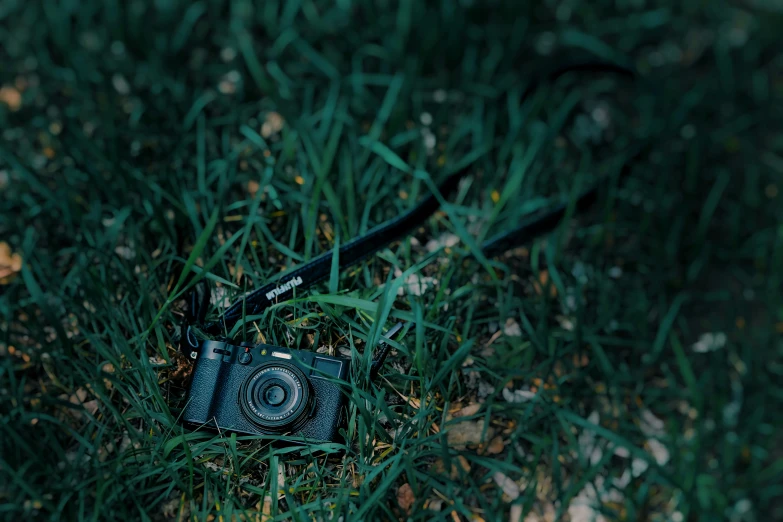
[1, 1, 782, 521]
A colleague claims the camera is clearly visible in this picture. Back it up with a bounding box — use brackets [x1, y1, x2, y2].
[183, 340, 350, 442]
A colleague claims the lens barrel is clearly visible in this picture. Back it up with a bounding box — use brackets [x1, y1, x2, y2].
[239, 362, 313, 431]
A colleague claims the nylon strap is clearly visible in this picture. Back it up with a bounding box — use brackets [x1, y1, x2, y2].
[180, 60, 642, 357]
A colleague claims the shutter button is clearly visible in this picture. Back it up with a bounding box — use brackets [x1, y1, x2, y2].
[238, 348, 252, 365]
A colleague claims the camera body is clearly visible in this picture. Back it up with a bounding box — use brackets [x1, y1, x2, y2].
[183, 340, 350, 442]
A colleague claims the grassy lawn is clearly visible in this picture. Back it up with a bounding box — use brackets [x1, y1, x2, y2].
[1, 1, 782, 520]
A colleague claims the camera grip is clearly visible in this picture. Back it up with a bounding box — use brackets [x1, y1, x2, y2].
[183, 358, 222, 424]
[308, 378, 348, 443]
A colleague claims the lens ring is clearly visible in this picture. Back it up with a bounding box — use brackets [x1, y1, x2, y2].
[253, 376, 297, 416]
[239, 362, 312, 431]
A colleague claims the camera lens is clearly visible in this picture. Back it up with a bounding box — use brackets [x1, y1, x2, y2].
[239, 362, 313, 432]
[264, 385, 286, 406]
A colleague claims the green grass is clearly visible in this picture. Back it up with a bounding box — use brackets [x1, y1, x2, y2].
[1, 1, 782, 520]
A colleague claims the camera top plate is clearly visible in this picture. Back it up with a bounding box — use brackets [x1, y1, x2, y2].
[198, 340, 350, 382]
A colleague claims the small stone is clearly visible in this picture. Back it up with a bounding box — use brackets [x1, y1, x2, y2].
[493, 471, 520, 500]
[112, 74, 130, 95]
[503, 318, 522, 337]
[447, 419, 492, 448]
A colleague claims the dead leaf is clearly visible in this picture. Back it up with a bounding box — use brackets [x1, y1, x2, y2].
[0, 86, 22, 111]
[456, 455, 471, 474]
[532, 270, 557, 298]
[524, 502, 556, 522]
[433, 455, 471, 479]
[247, 180, 260, 197]
[0, 242, 23, 284]
[426, 498, 444, 512]
[82, 400, 99, 416]
[68, 388, 88, 405]
[510, 504, 523, 522]
[453, 403, 481, 418]
[170, 352, 194, 384]
[447, 419, 493, 448]
[260, 464, 285, 521]
[388, 385, 422, 409]
[62, 388, 99, 419]
[261, 112, 285, 137]
[493, 471, 520, 500]
[485, 330, 503, 348]
[97, 442, 115, 462]
[486, 436, 505, 454]
[397, 483, 415, 513]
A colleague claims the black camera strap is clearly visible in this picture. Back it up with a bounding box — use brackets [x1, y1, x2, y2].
[181, 59, 645, 363]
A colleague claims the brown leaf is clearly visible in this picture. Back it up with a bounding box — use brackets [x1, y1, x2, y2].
[170, 352, 194, 384]
[260, 463, 285, 521]
[82, 400, 99, 416]
[532, 270, 557, 298]
[397, 483, 415, 513]
[247, 180, 260, 197]
[486, 436, 505, 455]
[0, 86, 22, 111]
[261, 112, 285, 137]
[456, 455, 471, 474]
[261, 494, 272, 522]
[434, 455, 471, 479]
[453, 403, 481, 418]
[0, 242, 23, 284]
[68, 387, 89, 405]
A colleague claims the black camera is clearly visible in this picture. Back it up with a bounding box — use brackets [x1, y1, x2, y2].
[183, 340, 350, 442]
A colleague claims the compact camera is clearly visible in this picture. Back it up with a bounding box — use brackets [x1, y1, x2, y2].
[183, 340, 350, 442]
